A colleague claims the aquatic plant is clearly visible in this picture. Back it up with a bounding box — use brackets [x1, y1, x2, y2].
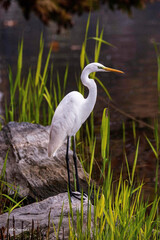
[0, 151, 26, 215]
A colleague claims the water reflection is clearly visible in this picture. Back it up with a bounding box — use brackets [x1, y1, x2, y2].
[0, 0, 152, 30]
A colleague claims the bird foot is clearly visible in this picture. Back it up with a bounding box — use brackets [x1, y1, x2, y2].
[71, 191, 88, 202]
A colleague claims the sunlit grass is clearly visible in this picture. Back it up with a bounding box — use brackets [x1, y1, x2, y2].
[4, 34, 69, 125]
[66, 141, 160, 239]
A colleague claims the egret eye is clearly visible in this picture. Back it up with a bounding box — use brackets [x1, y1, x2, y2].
[98, 66, 103, 69]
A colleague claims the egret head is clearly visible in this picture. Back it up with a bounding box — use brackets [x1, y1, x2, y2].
[84, 62, 124, 74]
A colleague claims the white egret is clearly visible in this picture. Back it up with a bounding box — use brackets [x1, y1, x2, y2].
[48, 62, 124, 198]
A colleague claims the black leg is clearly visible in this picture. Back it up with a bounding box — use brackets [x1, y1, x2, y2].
[66, 136, 87, 201]
[66, 136, 72, 195]
[73, 136, 80, 192]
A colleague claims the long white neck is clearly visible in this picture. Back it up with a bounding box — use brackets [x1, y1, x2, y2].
[80, 69, 97, 123]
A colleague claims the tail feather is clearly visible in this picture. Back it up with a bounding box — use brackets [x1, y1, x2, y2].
[48, 125, 66, 157]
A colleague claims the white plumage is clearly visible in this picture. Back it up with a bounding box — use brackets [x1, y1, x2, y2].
[48, 62, 124, 197]
[48, 91, 85, 157]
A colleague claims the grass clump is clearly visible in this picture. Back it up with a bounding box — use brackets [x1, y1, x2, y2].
[0, 151, 26, 215]
[64, 109, 160, 239]
[65, 110, 160, 239]
[4, 34, 68, 126]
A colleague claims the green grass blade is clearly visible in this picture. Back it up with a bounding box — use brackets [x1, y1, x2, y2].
[131, 138, 140, 185]
[124, 152, 131, 184]
[153, 42, 160, 93]
[9, 197, 26, 214]
[22, 71, 31, 121]
[89, 37, 116, 48]
[80, 43, 86, 71]
[43, 87, 54, 114]
[2, 194, 18, 205]
[53, 85, 58, 109]
[95, 76, 112, 100]
[57, 72, 62, 103]
[56, 204, 64, 239]
[132, 120, 136, 145]
[101, 108, 109, 159]
[42, 47, 51, 85]
[63, 64, 68, 97]
[13, 40, 23, 97]
[39, 47, 52, 96]
[35, 33, 44, 86]
[0, 150, 9, 179]
[89, 138, 96, 185]
[145, 135, 158, 159]
[80, 13, 90, 70]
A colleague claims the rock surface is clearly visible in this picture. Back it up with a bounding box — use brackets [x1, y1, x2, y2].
[0, 192, 93, 239]
[0, 122, 89, 200]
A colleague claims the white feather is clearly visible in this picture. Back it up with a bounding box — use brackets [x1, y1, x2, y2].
[48, 62, 123, 157]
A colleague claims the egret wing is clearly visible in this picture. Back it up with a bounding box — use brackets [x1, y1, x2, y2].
[48, 91, 84, 157]
[48, 123, 66, 157]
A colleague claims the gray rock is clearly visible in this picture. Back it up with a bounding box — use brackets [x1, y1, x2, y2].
[0, 122, 89, 200]
[0, 192, 94, 239]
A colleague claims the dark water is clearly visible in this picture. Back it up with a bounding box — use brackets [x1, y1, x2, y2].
[0, 1, 160, 199]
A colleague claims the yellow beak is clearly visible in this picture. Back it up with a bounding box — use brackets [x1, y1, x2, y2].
[103, 67, 124, 74]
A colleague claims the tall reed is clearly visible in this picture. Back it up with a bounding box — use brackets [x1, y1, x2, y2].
[4, 34, 68, 126]
[77, 16, 113, 174]
[65, 111, 160, 239]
